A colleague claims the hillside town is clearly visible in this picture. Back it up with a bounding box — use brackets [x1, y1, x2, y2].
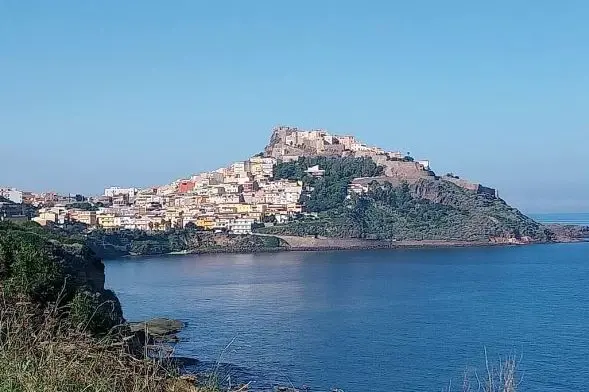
[3, 154, 302, 235]
[3, 126, 483, 235]
[0, 127, 411, 234]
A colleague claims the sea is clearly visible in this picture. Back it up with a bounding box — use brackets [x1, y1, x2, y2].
[105, 213, 589, 392]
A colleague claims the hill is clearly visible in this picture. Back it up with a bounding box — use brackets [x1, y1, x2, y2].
[258, 144, 550, 243]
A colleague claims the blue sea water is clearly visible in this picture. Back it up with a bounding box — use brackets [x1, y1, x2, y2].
[105, 239, 589, 391]
[530, 212, 589, 226]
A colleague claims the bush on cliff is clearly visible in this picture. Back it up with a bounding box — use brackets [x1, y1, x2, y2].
[0, 221, 123, 335]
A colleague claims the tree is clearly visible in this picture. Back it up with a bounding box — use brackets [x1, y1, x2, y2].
[274, 156, 384, 213]
[263, 214, 277, 223]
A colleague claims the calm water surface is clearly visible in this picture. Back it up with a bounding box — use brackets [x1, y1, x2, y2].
[530, 212, 589, 226]
[105, 241, 589, 391]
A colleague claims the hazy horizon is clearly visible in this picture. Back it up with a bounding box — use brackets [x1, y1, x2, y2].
[2, 1, 587, 212]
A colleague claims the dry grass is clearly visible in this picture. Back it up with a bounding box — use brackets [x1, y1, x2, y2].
[447, 349, 521, 392]
[0, 292, 210, 392]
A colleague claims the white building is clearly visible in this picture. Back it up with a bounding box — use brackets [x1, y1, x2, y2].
[104, 187, 138, 198]
[305, 165, 325, 177]
[222, 184, 240, 194]
[0, 188, 23, 204]
[231, 161, 251, 175]
[229, 218, 255, 235]
[417, 160, 431, 170]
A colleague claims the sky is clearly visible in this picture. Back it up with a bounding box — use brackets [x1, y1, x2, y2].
[1, 1, 587, 212]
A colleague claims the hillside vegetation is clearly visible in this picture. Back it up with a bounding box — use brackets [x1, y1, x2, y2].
[263, 158, 550, 242]
[274, 156, 383, 212]
[84, 229, 284, 259]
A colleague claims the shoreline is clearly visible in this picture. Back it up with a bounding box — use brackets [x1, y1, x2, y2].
[185, 235, 588, 254]
[115, 237, 588, 259]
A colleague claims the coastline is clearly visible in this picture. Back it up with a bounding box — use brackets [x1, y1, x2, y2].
[101, 223, 589, 259]
[130, 237, 588, 258]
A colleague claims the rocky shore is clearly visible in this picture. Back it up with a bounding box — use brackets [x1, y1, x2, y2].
[110, 223, 589, 258]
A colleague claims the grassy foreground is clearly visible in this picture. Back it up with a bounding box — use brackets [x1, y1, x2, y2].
[0, 292, 211, 392]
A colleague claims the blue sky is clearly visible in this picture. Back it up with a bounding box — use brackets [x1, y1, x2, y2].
[1, 1, 587, 212]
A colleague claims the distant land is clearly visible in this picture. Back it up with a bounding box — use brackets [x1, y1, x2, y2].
[2, 126, 588, 257]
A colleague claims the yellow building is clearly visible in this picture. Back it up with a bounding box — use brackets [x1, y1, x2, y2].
[39, 211, 58, 223]
[97, 213, 117, 229]
[70, 210, 97, 226]
[196, 216, 216, 230]
[235, 203, 252, 214]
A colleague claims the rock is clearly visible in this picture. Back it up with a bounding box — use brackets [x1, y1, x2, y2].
[129, 317, 185, 337]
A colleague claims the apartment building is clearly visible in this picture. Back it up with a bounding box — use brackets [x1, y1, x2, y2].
[229, 218, 255, 235]
[0, 188, 23, 204]
[70, 210, 97, 226]
[97, 213, 117, 229]
[104, 187, 137, 198]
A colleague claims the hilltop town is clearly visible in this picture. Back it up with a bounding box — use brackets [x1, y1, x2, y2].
[2, 125, 522, 244]
[1, 126, 424, 232]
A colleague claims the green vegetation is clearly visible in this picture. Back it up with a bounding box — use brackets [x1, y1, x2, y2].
[0, 221, 123, 334]
[274, 156, 383, 212]
[265, 158, 549, 242]
[83, 228, 284, 259]
[1, 221, 284, 259]
[0, 221, 219, 392]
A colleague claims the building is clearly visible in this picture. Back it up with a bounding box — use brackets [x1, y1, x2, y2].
[231, 161, 251, 176]
[70, 210, 97, 226]
[222, 184, 240, 194]
[97, 213, 117, 229]
[177, 180, 195, 194]
[0, 188, 23, 204]
[0, 200, 27, 222]
[305, 165, 325, 177]
[417, 160, 431, 170]
[250, 156, 276, 179]
[229, 218, 255, 235]
[104, 187, 138, 198]
[32, 210, 59, 226]
[196, 216, 216, 230]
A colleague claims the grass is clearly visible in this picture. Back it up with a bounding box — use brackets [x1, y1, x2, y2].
[447, 349, 520, 392]
[0, 291, 211, 392]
